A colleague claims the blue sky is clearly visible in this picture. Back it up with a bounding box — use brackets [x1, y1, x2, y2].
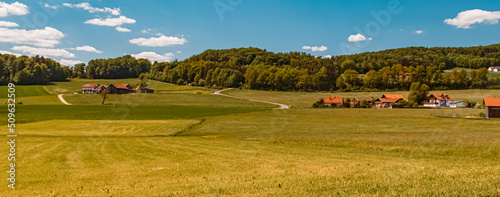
[0, 0, 499, 66]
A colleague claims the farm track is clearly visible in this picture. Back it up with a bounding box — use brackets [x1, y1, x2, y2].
[214, 88, 290, 109]
[57, 94, 72, 105]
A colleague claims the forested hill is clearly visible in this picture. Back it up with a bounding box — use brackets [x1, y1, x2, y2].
[185, 44, 500, 72]
[147, 45, 500, 91]
[4, 44, 500, 91]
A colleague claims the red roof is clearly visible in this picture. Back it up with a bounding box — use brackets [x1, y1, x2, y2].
[382, 94, 406, 100]
[355, 97, 373, 102]
[376, 98, 401, 103]
[324, 97, 343, 104]
[484, 98, 500, 107]
[430, 94, 453, 101]
[82, 84, 97, 88]
[114, 83, 131, 89]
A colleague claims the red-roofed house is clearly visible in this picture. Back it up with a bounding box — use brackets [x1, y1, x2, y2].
[488, 67, 500, 72]
[323, 97, 343, 107]
[484, 97, 500, 118]
[381, 94, 406, 100]
[375, 94, 407, 108]
[423, 94, 454, 107]
[103, 83, 134, 94]
[374, 98, 402, 108]
[82, 84, 100, 94]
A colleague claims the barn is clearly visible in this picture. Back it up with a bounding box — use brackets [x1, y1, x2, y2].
[484, 98, 500, 119]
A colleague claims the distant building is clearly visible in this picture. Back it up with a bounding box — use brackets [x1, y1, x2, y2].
[374, 98, 402, 109]
[375, 94, 407, 108]
[135, 87, 154, 93]
[323, 97, 343, 107]
[423, 94, 454, 107]
[484, 98, 500, 119]
[488, 67, 500, 72]
[353, 97, 373, 103]
[82, 84, 100, 94]
[449, 101, 465, 108]
[102, 83, 135, 94]
[381, 94, 406, 101]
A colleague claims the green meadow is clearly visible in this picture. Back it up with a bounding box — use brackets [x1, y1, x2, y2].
[1, 79, 499, 196]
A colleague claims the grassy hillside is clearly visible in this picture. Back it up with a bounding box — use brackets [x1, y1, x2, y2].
[1, 79, 499, 196]
[45, 78, 213, 94]
[0, 105, 270, 124]
[2, 108, 499, 196]
[222, 89, 500, 108]
[0, 85, 49, 98]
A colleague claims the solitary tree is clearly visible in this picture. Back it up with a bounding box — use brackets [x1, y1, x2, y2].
[408, 82, 430, 105]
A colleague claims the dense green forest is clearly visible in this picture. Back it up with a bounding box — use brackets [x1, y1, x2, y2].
[0, 54, 70, 85]
[146, 45, 500, 91]
[3, 44, 500, 90]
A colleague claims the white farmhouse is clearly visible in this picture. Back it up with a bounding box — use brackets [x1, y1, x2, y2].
[423, 94, 454, 107]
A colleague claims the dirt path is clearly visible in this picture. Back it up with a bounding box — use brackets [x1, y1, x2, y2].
[213, 88, 290, 109]
[58, 94, 72, 105]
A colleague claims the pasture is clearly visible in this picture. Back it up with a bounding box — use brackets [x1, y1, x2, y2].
[0, 85, 49, 98]
[1, 80, 499, 196]
[222, 89, 500, 108]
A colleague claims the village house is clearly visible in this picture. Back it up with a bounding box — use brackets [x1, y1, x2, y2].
[488, 67, 500, 72]
[423, 94, 454, 107]
[323, 97, 343, 107]
[101, 83, 135, 94]
[82, 84, 100, 94]
[353, 97, 373, 103]
[483, 97, 500, 119]
[375, 94, 406, 108]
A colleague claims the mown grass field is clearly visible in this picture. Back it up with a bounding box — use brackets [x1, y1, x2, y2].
[1, 79, 499, 196]
[0, 85, 49, 98]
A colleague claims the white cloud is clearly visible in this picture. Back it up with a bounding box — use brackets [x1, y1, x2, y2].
[415, 30, 423, 34]
[72, 45, 102, 53]
[0, 21, 18, 27]
[84, 15, 136, 27]
[302, 45, 328, 52]
[322, 55, 332, 59]
[348, 33, 372, 42]
[63, 2, 120, 15]
[44, 3, 57, 9]
[0, 27, 64, 47]
[116, 27, 131, 32]
[12, 46, 75, 58]
[129, 35, 187, 47]
[0, 2, 29, 17]
[0, 50, 20, 56]
[131, 51, 175, 62]
[176, 51, 182, 54]
[444, 9, 500, 29]
[59, 59, 83, 66]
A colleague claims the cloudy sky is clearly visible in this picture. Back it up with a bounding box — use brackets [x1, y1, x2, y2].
[0, 0, 499, 66]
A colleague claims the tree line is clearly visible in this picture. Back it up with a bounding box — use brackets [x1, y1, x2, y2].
[0, 54, 69, 85]
[5, 44, 500, 90]
[74, 46, 500, 91]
